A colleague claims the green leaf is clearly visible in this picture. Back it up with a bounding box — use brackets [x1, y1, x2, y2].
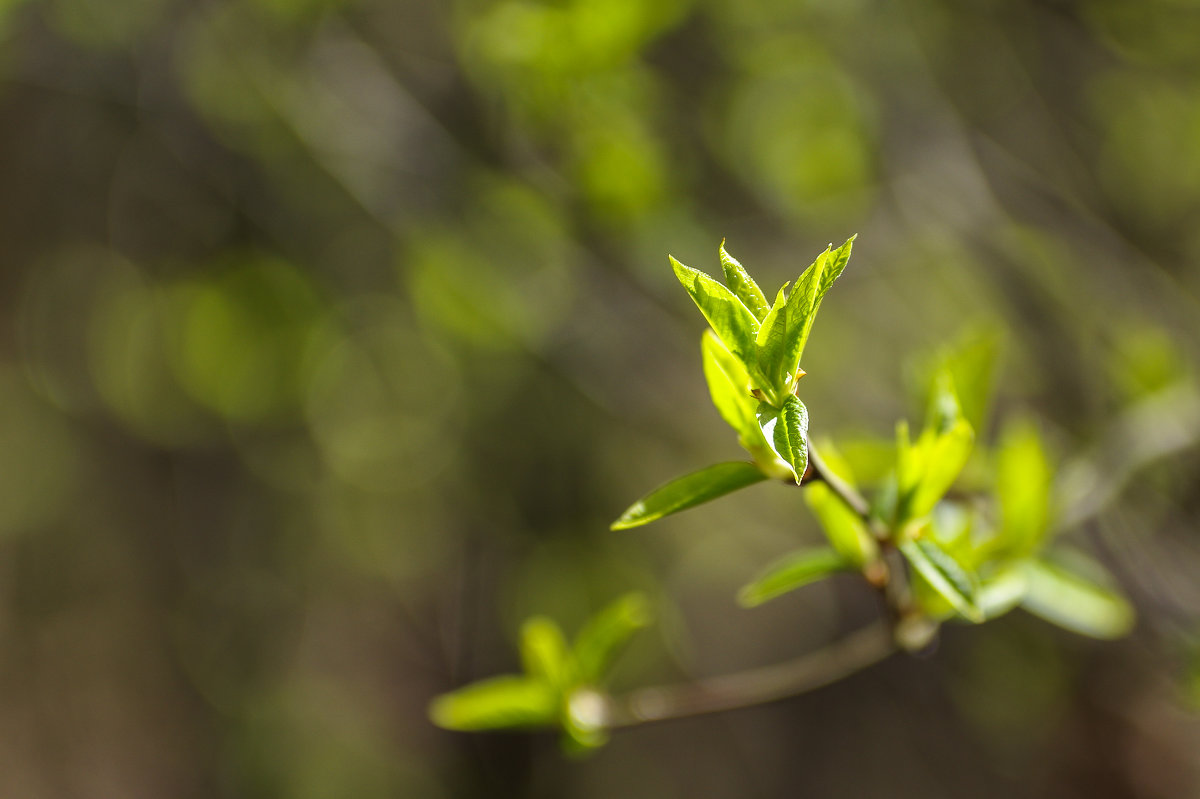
[804, 481, 878, 567]
[611, 461, 767, 530]
[753, 284, 794, 403]
[994, 417, 1054, 557]
[785, 235, 855, 369]
[429, 675, 559, 731]
[940, 326, 1003, 434]
[1021, 556, 1134, 639]
[906, 418, 973, 518]
[896, 371, 975, 521]
[901, 538, 983, 622]
[719, 241, 771, 322]
[520, 617, 572, 688]
[976, 566, 1029, 620]
[573, 592, 651, 685]
[670, 255, 760, 368]
[738, 547, 850, 607]
[756, 396, 809, 483]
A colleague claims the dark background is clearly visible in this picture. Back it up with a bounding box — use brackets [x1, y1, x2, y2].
[0, 0, 1199, 796]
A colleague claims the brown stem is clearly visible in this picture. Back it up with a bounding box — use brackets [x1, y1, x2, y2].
[601, 620, 894, 728]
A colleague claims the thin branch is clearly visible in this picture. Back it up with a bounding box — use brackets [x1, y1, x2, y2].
[600, 620, 894, 728]
[803, 437, 872, 519]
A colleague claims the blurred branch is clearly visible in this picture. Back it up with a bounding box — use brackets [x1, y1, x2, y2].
[1058, 383, 1200, 529]
[601, 620, 893, 728]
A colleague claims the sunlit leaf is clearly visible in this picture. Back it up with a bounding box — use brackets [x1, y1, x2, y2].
[429, 676, 559, 731]
[520, 616, 572, 688]
[1021, 556, 1134, 639]
[753, 283, 794, 402]
[719, 242, 770, 322]
[738, 547, 850, 607]
[756, 396, 808, 483]
[784, 235, 854, 368]
[940, 327, 1003, 434]
[702, 331, 757, 438]
[670, 256, 760, 368]
[976, 566, 1029, 620]
[994, 417, 1054, 557]
[611, 462, 766, 530]
[573, 592, 651, 685]
[901, 538, 983, 622]
[804, 481, 877, 567]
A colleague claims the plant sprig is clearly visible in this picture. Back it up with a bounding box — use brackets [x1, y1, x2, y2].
[430, 237, 1138, 752]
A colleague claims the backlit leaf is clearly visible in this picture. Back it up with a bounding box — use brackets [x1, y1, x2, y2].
[573, 592, 651, 685]
[670, 255, 760, 368]
[719, 241, 771, 322]
[429, 676, 559, 731]
[901, 537, 983, 622]
[1021, 555, 1134, 639]
[805, 481, 878, 567]
[611, 461, 766, 530]
[738, 547, 850, 607]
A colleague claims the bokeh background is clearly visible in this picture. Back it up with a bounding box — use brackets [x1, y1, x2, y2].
[1, 0, 1200, 796]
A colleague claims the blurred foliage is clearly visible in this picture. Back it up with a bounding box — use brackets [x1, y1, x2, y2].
[0, 0, 1199, 796]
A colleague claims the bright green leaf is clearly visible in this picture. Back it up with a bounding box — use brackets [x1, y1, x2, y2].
[753, 284, 794, 403]
[611, 461, 767, 530]
[573, 592, 651, 685]
[738, 547, 850, 607]
[756, 396, 809, 483]
[429, 675, 559, 731]
[719, 241, 771, 322]
[907, 418, 974, 518]
[520, 616, 572, 688]
[976, 567, 1029, 620]
[901, 538, 983, 622]
[670, 255, 760, 367]
[994, 417, 1054, 557]
[940, 326, 1003, 434]
[805, 481, 878, 567]
[1021, 556, 1134, 639]
[785, 235, 855, 370]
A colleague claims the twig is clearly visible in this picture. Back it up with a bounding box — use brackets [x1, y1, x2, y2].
[600, 620, 894, 728]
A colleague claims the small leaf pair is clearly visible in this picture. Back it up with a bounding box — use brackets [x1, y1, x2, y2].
[429, 593, 651, 752]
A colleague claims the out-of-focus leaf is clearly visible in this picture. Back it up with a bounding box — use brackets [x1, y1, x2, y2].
[907, 418, 973, 518]
[563, 689, 609, 755]
[756, 396, 808, 483]
[670, 255, 760, 367]
[976, 567, 1029, 620]
[940, 327, 1003, 434]
[901, 538, 983, 622]
[1021, 556, 1134, 639]
[573, 592, 651, 685]
[429, 676, 559, 731]
[805, 481, 878, 567]
[994, 418, 1053, 557]
[520, 616, 571, 688]
[897, 371, 975, 521]
[738, 547, 850, 607]
[719, 242, 770, 322]
[611, 462, 766, 530]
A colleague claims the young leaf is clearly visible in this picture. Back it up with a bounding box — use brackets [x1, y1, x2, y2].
[940, 326, 1003, 435]
[994, 418, 1054, 557]
[702, 332, 792, 479]
[976, 567, 1029, 620]
[719, 241, 771, 322]
[784, 235, 855, 370]
[611, 462, 767, 530]
[573, 592, 651, 685]
[702, 330, 758, 439]
[670, 256, 760, 367]
[804, 481, 878, 567]
[753, 284, 794, 403]
[756, 396, 809, 483]
[1021, 556, 1134, 639]
[429, 675, 559, 731]
[900, 538, 983, 622]
[520, 617, 572, 688]
[906, 418, 974, 518]
[738, 547, 850, 607]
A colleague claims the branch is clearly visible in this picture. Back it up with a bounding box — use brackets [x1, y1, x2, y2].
[802, 437, 872, 519]
[600, 620, 894, 728]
